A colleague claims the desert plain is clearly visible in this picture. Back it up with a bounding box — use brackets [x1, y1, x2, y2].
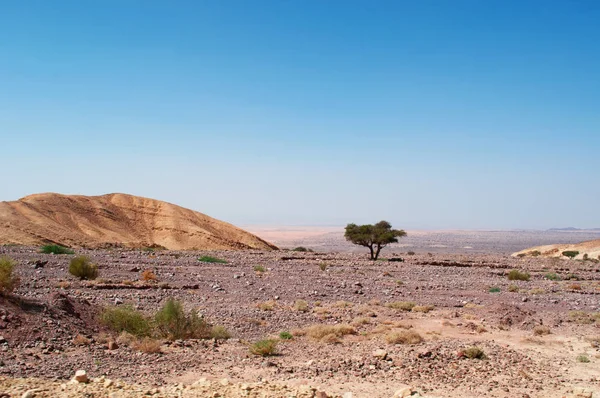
[1, 228, 600, 398]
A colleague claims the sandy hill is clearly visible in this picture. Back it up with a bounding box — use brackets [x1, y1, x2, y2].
[0, 193, 277, 251]
[512, 238, 600, 259]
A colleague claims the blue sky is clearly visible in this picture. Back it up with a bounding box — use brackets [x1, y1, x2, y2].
[1, 1, 599, 229]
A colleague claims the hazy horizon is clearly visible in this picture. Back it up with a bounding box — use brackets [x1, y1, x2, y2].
[2, 1, 599, 230]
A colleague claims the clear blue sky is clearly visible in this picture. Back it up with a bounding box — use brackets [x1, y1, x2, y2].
[1, 1, 599, 229]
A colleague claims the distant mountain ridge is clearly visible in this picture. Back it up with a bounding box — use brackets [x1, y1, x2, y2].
[0, 193, 278, 251]
[548, 227, 600, 232]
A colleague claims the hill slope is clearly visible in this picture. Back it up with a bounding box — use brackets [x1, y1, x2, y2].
[512, 238, 600, 259]
[0, 193, 277, 251]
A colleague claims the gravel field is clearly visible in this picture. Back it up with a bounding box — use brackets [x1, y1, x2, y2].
[1, 245, 600, 397]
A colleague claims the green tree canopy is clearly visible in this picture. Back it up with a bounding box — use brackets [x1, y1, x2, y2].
[344, 221, 407, 260]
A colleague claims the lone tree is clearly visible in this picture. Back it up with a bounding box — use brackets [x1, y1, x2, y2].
[344, 221, 407, 260]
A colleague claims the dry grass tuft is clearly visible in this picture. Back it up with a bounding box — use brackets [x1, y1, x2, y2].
[352, 317, 371, 326]
[412, 305, 434, 313]
[533, 325, 551, 336]
[385, 330, 423, 345]
[257, 300, 276, 311]
[132, 337, 162, 353]
[386, 301, 416, 311]
[141, 269, 157, 282]
[293, 300, 309, 312]
[334, 300, 353, 308]
[305, 324, 356, 341]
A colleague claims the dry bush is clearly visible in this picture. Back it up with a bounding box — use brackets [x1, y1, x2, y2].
[96, 332, 111, 344]
[293, 300, 309, 312]
[321, 334, 341, 344]
[585, 336, 600, 348]
[72, 334, 91, 346]
[0, 256, 19, 295]
[335, 300, 353, 308]
[570, 311, 596, 325]
[257, 300, 276, 311]
[210, 325, 231, 340]
[69, 256, 98, 280]
[508, 284, 519, 292]
[352, 317, 371, 326]
[385, 330, 423, 345]
[291, 328, 306, 337]
[56, 281, 71, 289]
[569, 284, 582, 291]
[442, 320, 455, 327]
[116, 331, 137, 347]
[305, 324, 356, 341]
[412, 305, 434, 313]
[141, 270, 157, 282]
[476, 324, 488, 333]
[368, 299, 381, 306]
[386, 301, 416, 311]
[133, 337, 162, 353]
[122, 280, 134, 286]
[507, 270, 530, 281]
[529, 288, 546, 295]
[533, 325, 551, 336]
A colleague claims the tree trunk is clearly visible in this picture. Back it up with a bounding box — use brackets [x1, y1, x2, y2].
[374, 244, 382, 260]
[368, 245, 375, 260]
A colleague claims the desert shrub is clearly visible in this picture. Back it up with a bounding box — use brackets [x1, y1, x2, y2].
[529, 250, 541, 257]
[544, 272, 561, 281]
[100, 306, 151, 337]
[508, 284, 519, 292]
[141, 270, 157, 282]
[577, 354, 590, 363]
[279, 331, 293, 340]
[253, 265, 265, 273]
[69, 256, 98, 280]
[507, 270, 530, 281]
[386, 301, 416, 311]
[407, 251, 415, 255]
[305, 324, 356, 341]
[562, 251, 579, 259]
[533, 325, 551, 336]
[565, 273, 581, 281]
[155, 298, 210, 340]
[569, 311, 595, 325]
[462, 346, 486, 359]
[249, 339, 278, 356]
[352, 317, 371, 326]
[198, 256, 227, 264]
[335, 300, 353, 308]
[0, 256, 19, 295]
[489, 287, 501, 293]
[318, 262, 328, 271]
[292, 247, 313, 252]
[529, 288, 545, 294]
[132, 337, 162, 353]
[257, 300, 276, 311]
[293, 300, 309, 312]
[517, 253, 526, 258]
[583, 254, 589, 261]
[569, 284, 582, 291]
[41, 245, 74, 255]
[385, 330, 423, 345]
[210, 325, 231, 340]
[412, 305, 434, 313]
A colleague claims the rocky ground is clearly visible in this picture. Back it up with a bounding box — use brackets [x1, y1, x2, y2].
[1, 245, 600, 397]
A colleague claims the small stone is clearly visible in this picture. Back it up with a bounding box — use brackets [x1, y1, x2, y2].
[107, 341, 118, 350]
[573, 387, 593, 398]
[104, 379, 114, 388]
[316, 392, 330, 398]
[114, 298, 123, 305]
[73, 369, 88, 383]
[372, 349, 388, 359]
[21, 390, 41, 398]
[343, 393, 353, 398]
[393, 386, 415, 398]
[219, 378, 229, 386]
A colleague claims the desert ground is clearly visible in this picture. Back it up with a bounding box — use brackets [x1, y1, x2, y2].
[1, 229, 600, 398]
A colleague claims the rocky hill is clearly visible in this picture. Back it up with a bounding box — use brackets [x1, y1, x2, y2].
[0, 193, 277, 250]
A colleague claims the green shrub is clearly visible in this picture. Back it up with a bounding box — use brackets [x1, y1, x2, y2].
[507, 270, 530, 281]
[100, 306, 151, 337]
[508, 284, 519, 292]
[577, 354, 590, 363]
[544, 272, 561, 281]
[198, 256, 228, 264]
[69, 256, 98, 280]
[41, 245, 74, 254]
[253, 265, 265, 273]
[155, 298, 210, 340]
[0, 256, 19, 295]
[249, 339, 278, 356]
[279, 331, 293, 340]
[529, 250, 541, 257]
[210, 325, 231, 340]
[292, 247, 313, 252]
[488, 287, 501, 293]
[562, 251, 579, 259]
